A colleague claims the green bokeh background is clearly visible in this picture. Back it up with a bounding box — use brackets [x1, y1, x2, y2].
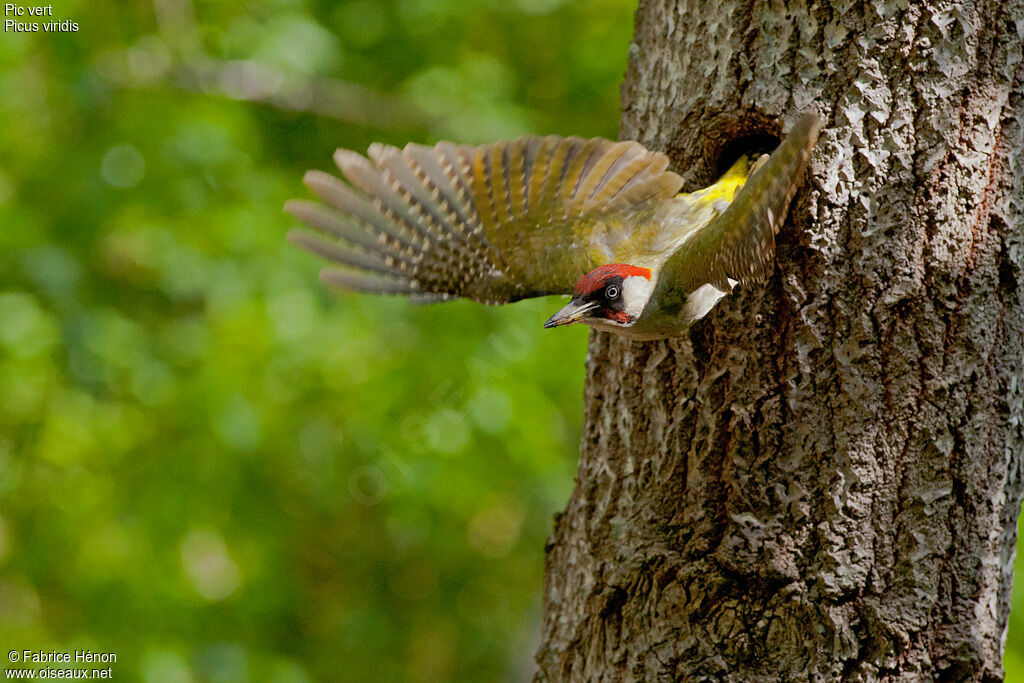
[1, 1, 1021, 681]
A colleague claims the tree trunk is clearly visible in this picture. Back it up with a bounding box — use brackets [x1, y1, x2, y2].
[537, 0, 1024, 680]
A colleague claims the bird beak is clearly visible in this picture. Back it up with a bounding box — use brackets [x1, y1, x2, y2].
[544, 300, 598, 329]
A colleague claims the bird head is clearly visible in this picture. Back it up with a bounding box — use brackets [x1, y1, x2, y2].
[544, 264, 654, 331]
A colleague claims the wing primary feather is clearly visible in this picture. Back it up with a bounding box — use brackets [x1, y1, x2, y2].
[284, 200, 392, 255]
[372, 152, 477, 255]
[585, 142, 633, 198]
[585, 150, 657, 212]
[527, 136, 560, 219]
[435, 143, 510, 274]
[320, 268, 417, 295]
[571, 141, 631, 216]
[383, 152, 465, 243]
[303, 171, 422, 254]
[333, 149, 466, 263]
[403, 145, 478, 238]
[393, 141, 505, 280]
[506, 139, 527, 219]
[617, 173, 685, 207]
[287, 229, 411, 279]
[433, 143, 503, 257]
[560, 139, 604, 215]
[285, 199, 461, 287]
[471, 146, 500, 238]
[489, 141, 514, 224]
[433, 142, 475, 216]
[361, 146, 475, 270]
[605, 158, 655, 203]
[415, 143, 506, 271]
[537, 137, 575, 226]
[409, 293, 456, 304]
[519, 137, 543, 215]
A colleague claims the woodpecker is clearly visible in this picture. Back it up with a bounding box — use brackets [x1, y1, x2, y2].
[286, 113, 820, 340]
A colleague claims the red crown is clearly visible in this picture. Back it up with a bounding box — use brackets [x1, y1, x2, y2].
[573, 264, 651, 295]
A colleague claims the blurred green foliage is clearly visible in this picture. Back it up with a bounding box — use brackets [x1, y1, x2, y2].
[3, 1, 1024, 681]
[0, 0, 635, 680]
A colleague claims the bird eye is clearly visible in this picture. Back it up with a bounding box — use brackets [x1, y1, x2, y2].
[605, 284, 620, 300]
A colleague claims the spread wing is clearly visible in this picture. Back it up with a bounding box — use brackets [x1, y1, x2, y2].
[285, 135, 683, 304]
[653, 113, 821, 297]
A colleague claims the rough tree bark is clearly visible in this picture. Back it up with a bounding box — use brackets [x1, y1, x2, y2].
[537, 0, 1024, 680]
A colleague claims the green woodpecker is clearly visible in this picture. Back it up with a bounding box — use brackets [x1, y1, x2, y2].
[286, 114, 820, 340]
